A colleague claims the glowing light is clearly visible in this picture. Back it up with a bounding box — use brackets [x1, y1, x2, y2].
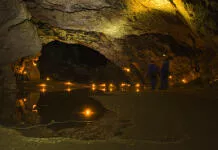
[18, 66, 25, 74]
[100, 88, 106, 92]
[109, 88, 113, 92]
[99, 83, 106, 87]
[38, 83, 47, 87]
[169, 75, 173, 79]
[23, 71, 27, 75]
[135, 83, 140, 88]
[163, 54, 166, 57]
[33, 62, 37, 66]
[23, 98, 27, 102]
[91, 87, 96, 91]
[82, 108, 94, 117]
[32, 104, 37, 110]
[121, 83, 126, 87]
[109, 83, 114, 87]
[65, 88, 72, 92]
[123, 67, 131, 73]
[64, 81, 73, 86]
[40, 88, 46, 93]
[32, 104, 38, 112]
[182, 79, 187, 84]
[46, 77, 50, 81]
[136, 88, 140, 93]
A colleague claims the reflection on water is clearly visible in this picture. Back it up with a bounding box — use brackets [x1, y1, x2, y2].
[0, 82, 143, 131]
[0, 88, 107, 131]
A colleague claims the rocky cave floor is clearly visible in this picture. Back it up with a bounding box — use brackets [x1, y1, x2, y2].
[0, 85, 218, 150]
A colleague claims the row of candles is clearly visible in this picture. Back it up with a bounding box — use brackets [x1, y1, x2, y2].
[38, 82, 142, 93]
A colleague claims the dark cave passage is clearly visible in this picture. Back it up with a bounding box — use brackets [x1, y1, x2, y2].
[38, 41, 129, 83]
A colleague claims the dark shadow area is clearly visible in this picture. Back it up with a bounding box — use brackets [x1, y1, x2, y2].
[39, 41, 129, 83]
[0, 89, 107, 130]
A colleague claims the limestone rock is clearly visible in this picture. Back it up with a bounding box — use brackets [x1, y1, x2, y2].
[0, 0, 41, 65]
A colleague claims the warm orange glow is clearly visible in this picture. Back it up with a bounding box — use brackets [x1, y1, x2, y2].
[32, 104, 38, 113]
[23, 71, 27, 75]
[82, 108, 94, 117]
[109, 88, 113, 92]
[136, 88, 140, 92]
[40, 88, 46, 93]
[123, 67, 131, 73]
[169, 75, 173, 79]
[64, 81, 73, 86]
[100, 88, 106, 92]
[182, 79, 187, 84]
[109, 83, 114, 87]
[32, 104, 37, 109]
[120, 82, 131, 87]
[99, 83, 106, 87]
[135, 83, 140, 87]
[38, 83, 47, 87]
[121, 82, 127, 87]
[23, 98, 27, 102]
[65, 88, 72, 92]
[33, 62, 37, 66]
[92, 83, 96, 87]
[18, 66, 25, 74]
[46, 77, 50, 81]
[91, 87, 96, 91]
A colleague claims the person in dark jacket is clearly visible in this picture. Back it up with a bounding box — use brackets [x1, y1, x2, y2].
[146, 60, 159, 90]
[159, 58, 170, 90]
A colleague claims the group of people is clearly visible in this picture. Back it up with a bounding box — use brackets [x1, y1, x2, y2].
[145, 58, 170, 90]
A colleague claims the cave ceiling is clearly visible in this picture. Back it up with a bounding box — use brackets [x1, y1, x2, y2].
[1, 0, 218, 82]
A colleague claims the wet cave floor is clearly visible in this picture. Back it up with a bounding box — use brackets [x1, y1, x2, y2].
[0, 81, 218, 149]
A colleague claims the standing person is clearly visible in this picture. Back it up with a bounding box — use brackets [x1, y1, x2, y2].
[159, 57, 170, 90]
[146, 60, 159, 90]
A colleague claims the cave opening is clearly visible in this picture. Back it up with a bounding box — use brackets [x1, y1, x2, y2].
[13, 40, 130, 84]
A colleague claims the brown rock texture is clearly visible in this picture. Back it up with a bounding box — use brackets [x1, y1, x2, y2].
[0, 0, 218, 85]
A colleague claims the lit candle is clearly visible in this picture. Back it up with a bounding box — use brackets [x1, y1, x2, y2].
[182, 79, 187, 84]
[100, 88, 106, 92]
[91, 87, 96, 91]
[99, 83, 106, 87]
[135, 83, 140, 88]
[40, 88, 46, 93]
[82, 108, 94, 117]
[38, 83, 47, 87]
[121, 83, 126, 87]
[64, 81, 73, 86]
[109, 83, 114, 87]
[33, 62, 37, 66]
[65, 88, 72, 92]
[123, 67, 131, 72]
[136, 88, 140, 92]
[92, 83, 96, 87]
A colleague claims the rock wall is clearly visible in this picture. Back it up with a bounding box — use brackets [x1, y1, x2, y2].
[0, 0, 41, 89]
[0, 0, 218, 85]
